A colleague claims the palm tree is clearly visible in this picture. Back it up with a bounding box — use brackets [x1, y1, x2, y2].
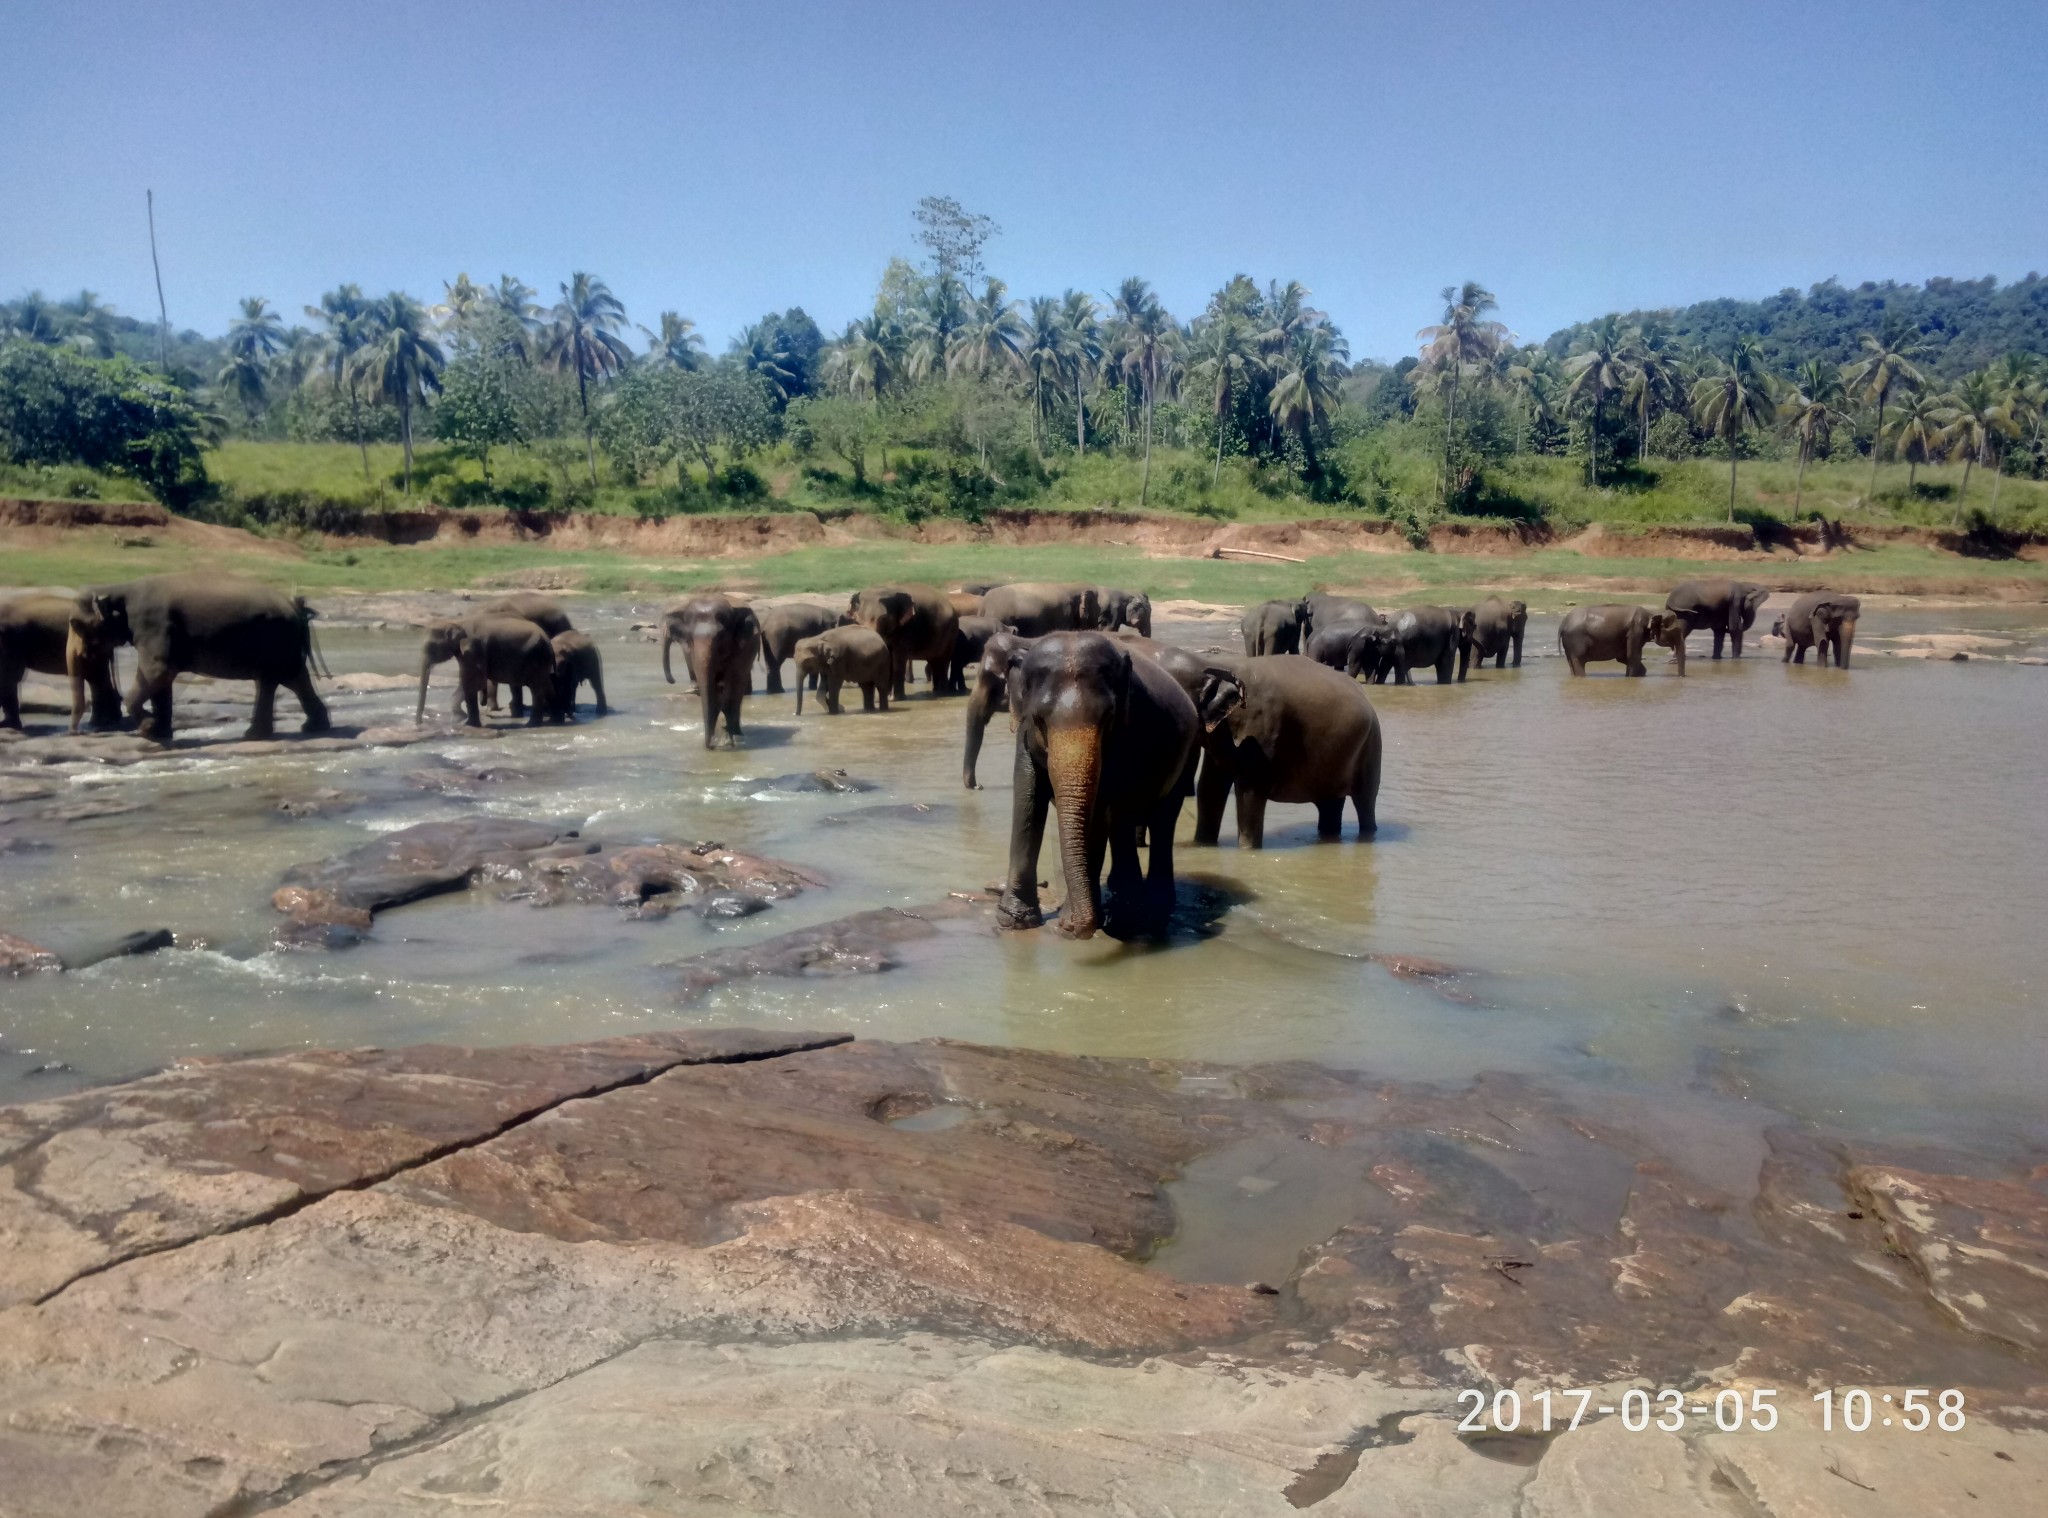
[4, 290, 65, 344]
[643, 312, 706, 371]
[1503, 347, 1559, 455]
[1417, 282, 1509, 498]
[733, 322, 797, 403]
[1267, 324, 1349, 483]
[216, 296, 287, 426]
[1018, 297, 1074, 452]
[1109, 278, 1173, 506]
[355, 293, 444, 494]
[306, 285, 381, 478]
[1189, 312, 1262, 485]
[1565, 315, 1628, 486]
[1844, 316, 1929, 504]
[432, 274, 487, 346]
[1782, 358, 1849, 514]
[1060, 290, 1101, 455]
[1886, 392, 1945, 493]
[946, 278, 1025, 379]
[825, 314, 898, 402]
[545, 273, 633, 484]
[1621, 329, 1683, 463]
[1689, 337, 1776, 522]
[1936, 370, 2018, 525]
[490, 276, 543, 363]
[1991, 353, 2043, 515]
[61, 290, 119, 357]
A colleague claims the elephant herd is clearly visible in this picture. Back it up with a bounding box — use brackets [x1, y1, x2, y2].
[0, 570, 1870, 949]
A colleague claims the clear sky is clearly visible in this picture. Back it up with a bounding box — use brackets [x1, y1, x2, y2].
[3, 0, 2043, 361]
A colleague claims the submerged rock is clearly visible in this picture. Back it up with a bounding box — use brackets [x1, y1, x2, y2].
[0, 930, 62, 975]
[667, 903, 973, 1003]
[740, 768, 875, 795]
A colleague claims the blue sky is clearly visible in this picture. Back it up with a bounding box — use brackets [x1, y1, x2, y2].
[3, 0, 2043, 361]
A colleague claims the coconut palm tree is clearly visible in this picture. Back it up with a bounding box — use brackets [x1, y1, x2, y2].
[1689, 337, 1775, 522]
[1844, 317, 1930, 504]
[1060, 290, 1101, 455]
[825, 314, 897, 402]
[1109, 278, 1173, 505]
[1417, 282, 1509, 498]
[60, 290, 119, 357]
[1991, 353, 2043, 515]
[545, 273, 633, 485]
[1936, 370, 2018, 525]
[1189, 311, 1262, 485]
[1018, 297, 1074, 452]
[4, 290, 65, 344]
[1621, 329, 1683, 463]
[733, 323, 797, 404]
[1503, 347, 1559, 455]
[355, 293, 444, 494]
[1886, 392, 1945, 493]
[215, 296, 288, 426]
[643, 312, 706, 371]
[1565, 315, 1629, 486]
[306, 285, 381, 478]
[432, 274, 487, 346]
[490, 276, 543, 363]
[946, 278, 1025, 379]
[1267, 324, 1349, 483]
[1782, 358, 1849, 514]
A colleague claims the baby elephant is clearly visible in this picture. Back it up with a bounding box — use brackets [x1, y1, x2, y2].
[1558, 604, 1688, 677]
[550, 630, 608, 718]
[792, 626, 892, 714]
[1773, 592, 1860, 668]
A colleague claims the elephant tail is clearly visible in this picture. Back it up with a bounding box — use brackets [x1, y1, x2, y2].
[296, 597, 332, 680]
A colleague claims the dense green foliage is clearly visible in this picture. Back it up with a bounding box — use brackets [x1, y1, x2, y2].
[5, 204, 2045, 533]
[0, 342, 212, 507]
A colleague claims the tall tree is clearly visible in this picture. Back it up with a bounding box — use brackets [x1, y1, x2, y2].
[1782, 358, 1849, 514]
[355, 293, 444, 494]
[912, 195, 998, 286]
[306, 284, 381, 478]
[1990, 353, 2042, 515]
[1844, 316, 1929, 504]
[1885, 391, 1945, 492]
[732, 322, 798, 403]
[1060, 290, 1101, 455]
[1621, 328, 1683, 462]
[1936, 369, 2017, 524]
[1267, 324, 1349, 484]
[545, 273, 633, 484]
[1688, 336, 1776, 522]
[1189, 311, 1261, 484]
[1019, 296, 1074, 452]
[1110, 278, 1172, 506]
[825, 314, 898, 402]
[644, 312, 706, 371]
[946, 278, 1025, 379]
[1417, 282, 1508, 499]
[1565, 315, 1628, 486]
[216, 296, 287, 426]
[61, 290, 119, 357]
[432, 274, 487, 346]
[490, 276, 543, 363]
[1503, 347, 1559, 455]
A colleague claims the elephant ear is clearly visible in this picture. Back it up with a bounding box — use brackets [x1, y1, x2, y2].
[1196, 668, 1243, 734]
[1113, 647, 1134, 728]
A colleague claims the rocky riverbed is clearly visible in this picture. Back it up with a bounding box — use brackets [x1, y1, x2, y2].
[2, 1028, 2044, 1516]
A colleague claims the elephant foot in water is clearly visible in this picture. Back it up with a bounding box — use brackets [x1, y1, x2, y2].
[995, 889, 1044, 930]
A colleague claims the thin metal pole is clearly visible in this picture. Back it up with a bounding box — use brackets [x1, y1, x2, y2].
[147, 190, 169, 372]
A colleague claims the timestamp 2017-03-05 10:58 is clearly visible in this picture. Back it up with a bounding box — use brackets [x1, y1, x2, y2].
[1455, 1386, 1969, 1435]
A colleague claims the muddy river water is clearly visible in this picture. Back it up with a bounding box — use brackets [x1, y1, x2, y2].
[3, 596, 2045, 1195]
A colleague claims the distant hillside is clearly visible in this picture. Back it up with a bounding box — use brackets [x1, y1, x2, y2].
[1543, 275, 2048, 377]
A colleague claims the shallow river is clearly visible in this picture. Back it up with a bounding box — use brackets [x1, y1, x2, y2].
[3, 597, 2045, 1184]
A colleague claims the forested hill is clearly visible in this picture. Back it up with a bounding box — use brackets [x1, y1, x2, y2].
[1542, 275, 2048, 378]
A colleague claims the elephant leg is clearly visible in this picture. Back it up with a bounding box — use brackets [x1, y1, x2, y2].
[1437, 647, 1456, 684]
[722, 675, 745, 744]
[874, 678, 888, 712]
[1234, 786, 1268, 850]
[289, 668, 331, 733]
[140, 675, 174, 743]
[997, 743, 1050, 929]
[525, 679, 545, 726]
[593, 674, 607, 715]
[1710, 628, 1726, 659]
[463, 677, 483, 727]
[1456, 641, 1471, 682]
[506, 680, 524, 718]
[1351, 745, 1380, 838]
[1145, 790, 1184, 930]
[825, 675, 843, 715]
[0, 665, 20, 730]
[1193, 749, 1230, 846]
[1565, 650, 1586, 676]
[248, 677, 280, 739]
[1101, 814, 1146, 939]
[765, 656, 784, 696]
[1315, 798, 1344, 839]
[87, 663, 122, 729]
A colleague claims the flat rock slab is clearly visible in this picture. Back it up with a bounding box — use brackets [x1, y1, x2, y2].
[668, 902, 972, 1001]
[0, 1028, 849, 1308]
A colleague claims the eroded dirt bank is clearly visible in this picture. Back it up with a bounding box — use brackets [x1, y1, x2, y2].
[1, 1029, 2044, 1516]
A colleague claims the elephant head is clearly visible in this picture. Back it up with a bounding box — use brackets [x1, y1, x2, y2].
[1815, 598, 1859, 666]
[1009, 634, 1139, 939]
[1735, 583, 1771, 631]
[1645, 610, 1688, 675]
[1768, 614, 1788, 642]
[416, 619, 468, 722]
[1344, 624, 1395, 682]
[790, 635, 829, 715]
[849, 588, 914, 642]
[71, 588, 133, 651]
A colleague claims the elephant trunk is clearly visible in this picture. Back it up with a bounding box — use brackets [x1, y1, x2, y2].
[962, 676, 999, 788]
[794, 668, 804, 716]
[1837, 617, 1857, 669]
[692, 635, 721, 748]
[661, 625, 676, 684]
[415, 654, 434, 724]
[1046, 726, 1104, 938]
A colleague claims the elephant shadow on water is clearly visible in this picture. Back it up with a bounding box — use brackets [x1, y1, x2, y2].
[1044, 874, 1253, 948]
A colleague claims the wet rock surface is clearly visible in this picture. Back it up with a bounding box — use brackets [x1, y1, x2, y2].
[668, 901, 977, 1001]
[2, 1030, 2045, 1517]
[271, 818, 823, 943]
[0, 930, 62, 975]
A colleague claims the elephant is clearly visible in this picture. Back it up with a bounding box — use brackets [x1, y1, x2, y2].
[1557, 603, 1688, 677]
[848, 583, 960, 698]
[480, 593, 573, 637]
[1303, 593, 1380, 636]
[550, 630, 607, 717]
[1774, 592, 1860, 668]
[1192, 655, 1382, 848]
[996, 631, 1198, 941]
[0, 593, 122, 732]
[947, 615, 1003, 698]
[1095, 586, 1154, 637]
[417, 616, 558, 726]
[792, 626, 892, 715]
[663, 595, 761, 747]
[1306, 620, 1392, 681]
[1665, 579, 1771, 659]
[947, 590, 986, 619]
[962, 629, 1041, 789]
[755, 602, 840, 695]
[1241, 598, 1310, 656]
[1379, 605, 1463, 685]
[980, 582, 1102, 639]
[1459, 596, 1528, 676]
[74, 574, 329, 744]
